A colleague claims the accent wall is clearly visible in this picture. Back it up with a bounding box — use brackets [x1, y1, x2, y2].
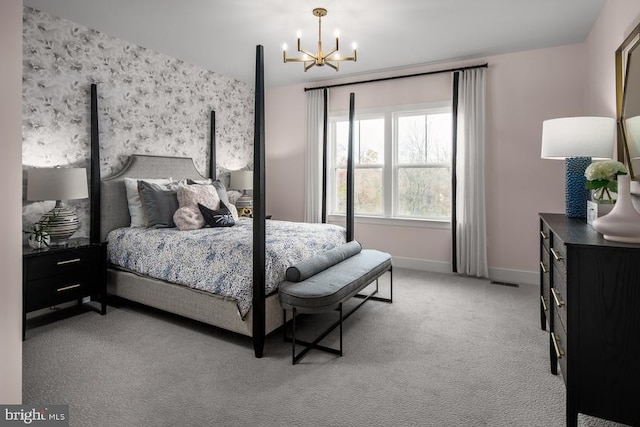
[22, 7, 255, 235]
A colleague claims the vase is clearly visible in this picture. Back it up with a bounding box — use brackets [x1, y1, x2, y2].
[28, 232, 50, 249]
[592, 174, 640, 243]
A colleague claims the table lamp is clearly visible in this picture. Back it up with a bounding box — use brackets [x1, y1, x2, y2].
[230, 170, 253, 216]
[541, 117, 615, 218]
[27, 167, 89, 245]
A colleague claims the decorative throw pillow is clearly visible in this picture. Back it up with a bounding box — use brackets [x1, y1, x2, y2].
[125, 177, 172, 227]
[173, 207, 204, 231]
[186, 178, 230, 207]
[199, 202, 235, 227]
[137, 181, 179, 228]
[173, 184, 220, 231]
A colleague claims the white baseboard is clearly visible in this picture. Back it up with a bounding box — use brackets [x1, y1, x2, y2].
[488, 267, 538, 287]
[392, 256, 538, 286]
[391, 256, 452, 274]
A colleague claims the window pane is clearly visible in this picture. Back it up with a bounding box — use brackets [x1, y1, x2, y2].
[359, 119, 384, 164]
[397, 167, 450, 218]
[335, 119, 384, 166]
[398, 115, 426, 164]
[335, 121, 353, 167]
[334, 168, 383, 215]
[426, 113, 451, 164]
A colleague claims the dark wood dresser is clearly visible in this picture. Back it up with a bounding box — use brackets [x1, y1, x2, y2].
[23, 238, 107, 339]
[539, 213, 640, 427]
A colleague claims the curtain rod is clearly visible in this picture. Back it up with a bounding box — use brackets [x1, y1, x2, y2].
[304, 63, 488, 92]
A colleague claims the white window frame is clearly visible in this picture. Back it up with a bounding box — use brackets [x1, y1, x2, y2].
[327, 102, 452, 229]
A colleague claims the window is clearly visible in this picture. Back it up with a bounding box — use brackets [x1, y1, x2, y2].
[328, 103, 452, 222]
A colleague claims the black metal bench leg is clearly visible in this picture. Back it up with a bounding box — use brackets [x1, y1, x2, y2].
[339, 302, 343, 356]
[291, 307, 297, 365]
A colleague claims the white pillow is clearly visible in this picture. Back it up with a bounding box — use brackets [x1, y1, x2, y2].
[124, 177, 172, 227]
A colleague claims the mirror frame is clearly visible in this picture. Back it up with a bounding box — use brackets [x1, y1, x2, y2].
[616, 20, 640, 180]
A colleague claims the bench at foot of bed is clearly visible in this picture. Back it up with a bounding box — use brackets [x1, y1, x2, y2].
[278, 241, 392, 365]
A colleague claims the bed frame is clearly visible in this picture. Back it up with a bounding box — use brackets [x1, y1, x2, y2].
[89, 46, 356, 358]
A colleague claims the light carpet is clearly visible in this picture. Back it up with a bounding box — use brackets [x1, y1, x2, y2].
[23, 269, 627, 426]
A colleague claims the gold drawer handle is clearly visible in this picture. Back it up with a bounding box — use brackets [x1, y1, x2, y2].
[539, 261, 548, 274]
[551, 332, 565, 359]
[551, 288, 565, 308]
[540, 230, 549, 240]
[550, 248, 563, 262]
[540, 295, 548, 312]
[57, 258, 81, 266]
[57, 284, 81, 292]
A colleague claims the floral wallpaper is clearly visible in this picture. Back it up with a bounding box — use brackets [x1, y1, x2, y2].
[22, 7, 254, 237]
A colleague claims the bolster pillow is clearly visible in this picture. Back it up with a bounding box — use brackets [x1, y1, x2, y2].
[286, 240, 362, 282]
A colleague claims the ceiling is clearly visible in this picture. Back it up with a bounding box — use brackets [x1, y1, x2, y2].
[23, 0, 607, 87]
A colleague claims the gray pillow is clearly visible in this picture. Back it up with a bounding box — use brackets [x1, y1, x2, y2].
[137, 181, 179, 228]
[285, 241, 362, 282]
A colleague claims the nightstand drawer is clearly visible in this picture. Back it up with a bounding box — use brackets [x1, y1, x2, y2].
[25, 273, 94, 312]
[552, 265, 568, 331]
[25, 246, 100, 281]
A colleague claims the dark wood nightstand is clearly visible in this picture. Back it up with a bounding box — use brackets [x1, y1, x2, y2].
[23, 238, 107, 339]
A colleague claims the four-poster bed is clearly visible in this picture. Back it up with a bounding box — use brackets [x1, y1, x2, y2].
[88, 46, 360, 357]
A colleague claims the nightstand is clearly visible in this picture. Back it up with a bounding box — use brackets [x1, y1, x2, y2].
[23, 238, 107, 339]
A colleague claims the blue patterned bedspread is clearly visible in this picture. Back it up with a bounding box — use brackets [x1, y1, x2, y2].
[106, 219, 346, 317]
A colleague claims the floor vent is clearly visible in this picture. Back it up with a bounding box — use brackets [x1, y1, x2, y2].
[490, 280, 520, 288]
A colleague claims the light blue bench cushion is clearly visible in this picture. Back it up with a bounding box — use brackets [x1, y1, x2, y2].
[279, 249, 392, 313]
[286, 240, 362, 282]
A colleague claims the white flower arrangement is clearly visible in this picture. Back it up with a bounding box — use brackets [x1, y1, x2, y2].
[584, 160, 628, 202]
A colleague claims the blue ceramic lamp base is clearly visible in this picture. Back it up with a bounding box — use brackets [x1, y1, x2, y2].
[565, 157, 591, 218]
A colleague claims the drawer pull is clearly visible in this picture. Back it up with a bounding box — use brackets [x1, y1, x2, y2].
[550, 248, 563, 262]
[540, 230, 549, 240]
[551, 332, 565, 359]
[540, 261, 548, 274]
[56, 284, 81, 292]
[540, 295, 548, 312]
[551, 288, 565, 308]
[57, 258, 81, 266]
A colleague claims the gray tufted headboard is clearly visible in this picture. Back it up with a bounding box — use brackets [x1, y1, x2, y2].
[100, 154, 207, 241]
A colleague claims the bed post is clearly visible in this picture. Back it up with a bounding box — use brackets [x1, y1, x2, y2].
[346, 92, 355, 242]
[209, 110, 216, 180]
[90, 83, 101, 244]
[253, 45, 266, 358]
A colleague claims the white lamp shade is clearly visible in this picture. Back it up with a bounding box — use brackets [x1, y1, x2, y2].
[230, 170, 253, 191]
[541, 116, 615, 159]
[27, 167, 89, 201]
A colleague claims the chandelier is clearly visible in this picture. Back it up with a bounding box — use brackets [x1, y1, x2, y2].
[283, 8, 357, 72]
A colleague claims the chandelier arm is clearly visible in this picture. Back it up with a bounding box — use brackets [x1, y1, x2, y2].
[325, 48, 338, 58]
[297, 47, 317, 59]
[304, 61, 316, 72]
[285, 57, 316, 63]
[325, 61, 339, 71]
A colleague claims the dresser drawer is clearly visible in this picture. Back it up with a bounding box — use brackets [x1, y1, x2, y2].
[540, 249, 551, 320]
[552, 307, 568, 385]
[550, 234, 566, 272]
[540, 221, 551, 251]
[25, 246, 100, 281]
[25, 272, 94, 312]
[552, 265, 568, 331]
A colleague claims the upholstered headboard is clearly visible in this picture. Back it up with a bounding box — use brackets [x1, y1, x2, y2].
[100, 154, 207, 241]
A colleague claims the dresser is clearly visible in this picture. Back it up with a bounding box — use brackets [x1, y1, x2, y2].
[539, 213, 640, 427]
[23, 238, 107, 339]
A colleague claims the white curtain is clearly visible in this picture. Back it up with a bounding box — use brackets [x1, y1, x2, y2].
[455, 68, 488, 277]
[304, 90, 325, 223]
